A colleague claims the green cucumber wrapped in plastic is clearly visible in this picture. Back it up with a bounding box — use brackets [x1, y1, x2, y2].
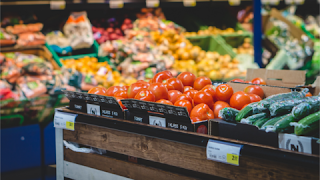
[291, 103, 312, 120]
[260, 114, 288, 130]
[240, 113, 268, 125]
[266, 114, 297, 133]
[235, 102, 259, 122]
[291, 111, 320, 136]
[253, 117, 270, 128]
[219, 107, 239, 122]
[269, 95, 320, 117]
[236, 89, 308, 121]
[256, 89, 309, 111]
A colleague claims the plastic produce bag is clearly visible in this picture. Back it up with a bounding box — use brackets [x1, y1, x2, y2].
[63, 11, 94, 50]
[64, 141, 106, 155]
[46, 31, 72, 54]
[18, 80, 47, 99]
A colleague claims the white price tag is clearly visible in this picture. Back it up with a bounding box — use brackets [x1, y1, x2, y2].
[146, 0, 159, 7]
[183, 0, 196, 7]
[294, 0, 304, 4]
[278, 133, 312, 154]
[149, 116, 166, 127]
[269, 0, 279, 5]
[54, 111, 77, 131]
[110, 0, 123, 8]
[87, 104, 101, 115]
[206, 140, 242, 166]
[285, 0, 294, 4]
[50, 1, 66, 10]
[228, 0, 240, 6]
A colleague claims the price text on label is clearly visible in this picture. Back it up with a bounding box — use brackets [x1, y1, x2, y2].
[146, 0, 159, 7]
[50, 1, 66, 10]
[206, 139, 242, 166]
[183, 0, 196, 7]
[54, 110, 77, 131]
[110, 0, 124, 8]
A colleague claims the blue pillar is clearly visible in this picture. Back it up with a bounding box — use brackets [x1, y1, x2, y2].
[253, 0, 263, 67]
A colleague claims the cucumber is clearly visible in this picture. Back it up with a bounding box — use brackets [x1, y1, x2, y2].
[240, 113, 268, 125]
[235, 102, 259, 122]
[253, 117, 270, 128]
[272, 114, 297, 133]
[269, 96, 320, 117]
[291, 103, 311, 120]
[219, 107, 239, 122]
[293, 111, 320, 136]
[260, 114, 288, 130]
[236, 90, 309, 121]
[257, 89, 309, 111]
[265, 88, 308, 101]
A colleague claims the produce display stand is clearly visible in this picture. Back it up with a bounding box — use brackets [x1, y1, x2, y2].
[55, 107, 319, 180]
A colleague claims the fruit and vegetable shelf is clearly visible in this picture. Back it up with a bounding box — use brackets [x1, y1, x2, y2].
[55, 69, 320, 179]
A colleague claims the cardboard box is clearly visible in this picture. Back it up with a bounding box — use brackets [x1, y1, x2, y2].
[297, 76, 320, 96]
[263, 8, 306, 43]
[63, 91, 125, 119]
[121, 99, 208, 134]
[245, 68, 306, 88]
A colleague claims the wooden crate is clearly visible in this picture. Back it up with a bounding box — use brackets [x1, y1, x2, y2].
[55, 107, 319, 180]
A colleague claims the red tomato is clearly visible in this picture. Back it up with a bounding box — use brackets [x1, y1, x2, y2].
[120, 86, 129, 91]
[244, 81, 252, 84]
[106, 86, 122, 96]
[152, 71, 173, 83]
[184, 89, 198, 99]
[156, 99, 173, 105]
[134, 89, 155, 102]
[243, 85, 265, 99]
[177, 72, 196, 86]
[230, 78, 244, 83]
[306, 92, 312, 97]
[176, 94, 193, 104]
[213, 101, 230, 118]
[164, 83, 175, 91]
[215, 84, 233, 102]
[136, 80, 150, 87]
[174, 100, 193, 114]
[114, 90, 128, 98]
[200, 85, 216, 100]
[248, 94, 262, 102]
[148, 83, 169, 101]
[168, 90, 182, 104]
[193, 91, 214, 109]
[127, 83, 148, 98]
[115, 97, 127, 109]
[230, 91, 251, 110]
[165, 78, 184, 92]
[193, 76, 212, 90]
[190, 103, 214, 122]
[251, 77, 267, 85]
[88, 87, 108, 96]
[184, 86, 193, 92]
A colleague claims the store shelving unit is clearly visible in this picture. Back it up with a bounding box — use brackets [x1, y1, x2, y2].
[55, 107, 319, 180]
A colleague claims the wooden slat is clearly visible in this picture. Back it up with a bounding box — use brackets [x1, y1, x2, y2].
[64, 123, 319, 180]
[60, 107, 319, 158]
[64, 148, 199, 180]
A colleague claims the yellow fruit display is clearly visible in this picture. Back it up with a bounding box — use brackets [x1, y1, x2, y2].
[152, 30, 245, 80]
[183, 26, 243, 36]
[173, 52, 245, 81]
[61, 57, 136, 88]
